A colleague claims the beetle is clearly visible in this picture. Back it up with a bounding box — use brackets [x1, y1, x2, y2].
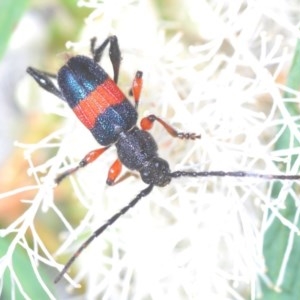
[27, 36, 300, 283]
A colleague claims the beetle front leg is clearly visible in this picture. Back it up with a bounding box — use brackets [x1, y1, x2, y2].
[141, 114, 201, 140]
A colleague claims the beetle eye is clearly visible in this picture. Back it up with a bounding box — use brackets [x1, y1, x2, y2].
[142, 170, 149, 177]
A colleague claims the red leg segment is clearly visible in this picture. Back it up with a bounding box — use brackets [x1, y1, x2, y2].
[106, 159, 122, 185]
[130, 71, 143, 109]
[140, 114, 201, 140]
[55, 147, 109, 184]
[106, 159, 137, 185]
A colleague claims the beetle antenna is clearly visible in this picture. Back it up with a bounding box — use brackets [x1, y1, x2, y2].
[54, 184, 154, 283]
[170, 170, 300, 181]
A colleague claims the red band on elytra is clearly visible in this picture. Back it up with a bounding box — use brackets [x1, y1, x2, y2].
[73, 78, 126, 129]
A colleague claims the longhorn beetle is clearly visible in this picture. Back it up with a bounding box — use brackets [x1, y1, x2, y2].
[27, 36, 300, 283]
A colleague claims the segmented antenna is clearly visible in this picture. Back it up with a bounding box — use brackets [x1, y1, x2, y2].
[54, 169, 300, 283]
[54, 184, 154, 283]
[170, 170, 300, 180]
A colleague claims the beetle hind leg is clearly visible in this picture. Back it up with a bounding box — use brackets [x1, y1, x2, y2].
[90, 36, 121, 83]
[26, 67, 64, 100]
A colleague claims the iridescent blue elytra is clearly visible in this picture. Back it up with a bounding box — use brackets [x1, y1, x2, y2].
[57, 56, 137, 145]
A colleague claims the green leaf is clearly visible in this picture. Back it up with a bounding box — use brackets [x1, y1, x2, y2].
[0, 236, 55, 299]
[0, 0, 29, 59]
[262, 40, 300, 299]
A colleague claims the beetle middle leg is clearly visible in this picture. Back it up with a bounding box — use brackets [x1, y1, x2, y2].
[55, 147, 110, 184]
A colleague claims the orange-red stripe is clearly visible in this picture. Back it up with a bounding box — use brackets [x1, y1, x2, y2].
[73, 78, 125, 129]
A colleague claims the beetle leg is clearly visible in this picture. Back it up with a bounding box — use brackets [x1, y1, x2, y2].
[141, 114, 201, 140]
[26, 67, 64, 100]
[56, 147, 109, 184]
[90, 36, 121, 83]
[129, 71, 143, 110]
